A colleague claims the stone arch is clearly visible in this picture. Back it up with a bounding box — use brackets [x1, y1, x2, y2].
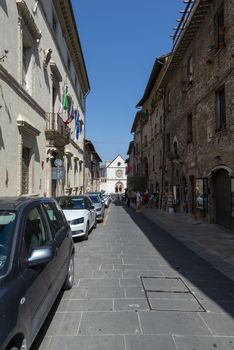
[115, 181, 124, 193]
[209, 165, 233, 230]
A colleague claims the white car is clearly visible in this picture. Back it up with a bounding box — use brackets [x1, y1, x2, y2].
[86, 193, 105, 222]
[56, 195, 97, 240]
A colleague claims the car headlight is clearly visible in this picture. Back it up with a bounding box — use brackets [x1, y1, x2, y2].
[69, 217, 84, 225]
[96, 208, 101, 212]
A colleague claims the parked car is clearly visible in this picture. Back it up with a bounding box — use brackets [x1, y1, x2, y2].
[56, 195, 97, 240]
[103, 193, 112, 208]
[85, 193, 105, 222]
[0, 196, 75, 350]
[87, 191, 105, 205]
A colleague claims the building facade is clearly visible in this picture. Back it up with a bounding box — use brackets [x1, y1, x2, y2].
[100, 155, 127, 194]
[84, 139, 102, 193]
[0, 0, 89, 197]
[130, 0, 234, 231]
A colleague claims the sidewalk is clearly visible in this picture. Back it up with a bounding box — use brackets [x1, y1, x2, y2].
[134, 204, 234, 281]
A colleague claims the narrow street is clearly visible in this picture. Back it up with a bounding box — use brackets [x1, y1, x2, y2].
[33, 202, 234, 350]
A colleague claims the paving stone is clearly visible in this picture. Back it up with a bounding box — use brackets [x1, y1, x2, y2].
[125, 286, 146, 298]
[45, 312, 82, 336]
[142, 277, 188, 292]
[86, 285, 125, 298]
[78, 278, 119, 288]
[149, 297, 204, 312]
[78, 311, 141, 335]
[200, 313, 234, 336]
[125, 335, 177, 350]
[173, 335, 234, 349]
[63, 287, 87, 299]
[58, 299, 113, 312]
[138, 311, 211, 335]
[123, 270, 163, 279]
[119, 278, 143, 287]
[93, 270, 123, 279]
[114, 298, 149, 311]
[46, 335, 125, 350]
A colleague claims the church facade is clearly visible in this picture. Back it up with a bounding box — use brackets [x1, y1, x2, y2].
[100, 155, 127, 194]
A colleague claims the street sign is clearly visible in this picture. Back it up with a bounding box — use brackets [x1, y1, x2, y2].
[54, 159, 63, 167]
[52, 167, 64, 180]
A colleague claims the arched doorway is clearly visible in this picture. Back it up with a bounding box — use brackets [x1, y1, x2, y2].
[213, 169, 231, 229]
[115, 182, 124, 193]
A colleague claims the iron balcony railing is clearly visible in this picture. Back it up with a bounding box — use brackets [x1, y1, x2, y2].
[45, 112, 70, 137]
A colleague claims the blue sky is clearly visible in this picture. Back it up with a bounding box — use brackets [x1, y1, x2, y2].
[71, 1, 184, 162]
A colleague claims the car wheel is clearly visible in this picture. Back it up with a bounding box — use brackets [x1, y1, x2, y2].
[84, 222, 89, 240]
[63, 254, 75, 290]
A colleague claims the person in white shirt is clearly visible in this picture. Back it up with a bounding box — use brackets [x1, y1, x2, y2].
[136, 191, 142, 212]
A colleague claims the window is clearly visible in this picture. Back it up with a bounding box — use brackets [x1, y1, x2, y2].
[17, 0, 40, 93]
[187, 114, 193, 143]
[52, 12, 57, 33]
[43, 203, 64, 235]
[24, 207, 51, 254]
[22, 42, 32, 91]
[166, 133, 170, 153]
[173, 141, 178, 156]
[167, 90, 171, 112]
[215, 7, 225, 50]
[22, 147, 30, 194]
[187, 55, 193, 82]
[216, 86, 226, 130]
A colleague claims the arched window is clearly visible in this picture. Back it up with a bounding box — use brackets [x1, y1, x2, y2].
[173, 141, 178, 156]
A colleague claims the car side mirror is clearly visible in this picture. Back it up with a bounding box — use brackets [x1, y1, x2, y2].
[27, 247, 54, 267]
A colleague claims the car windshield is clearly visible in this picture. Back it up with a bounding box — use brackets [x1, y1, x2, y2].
[89, 195, 100, 204]
[0, 210, 16, 275]
[58, 197, 85, 210]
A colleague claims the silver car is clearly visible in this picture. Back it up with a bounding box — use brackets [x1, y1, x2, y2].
[86, 193, 105, 222]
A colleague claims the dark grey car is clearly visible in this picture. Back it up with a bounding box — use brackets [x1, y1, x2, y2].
[0, 197, 75, 350]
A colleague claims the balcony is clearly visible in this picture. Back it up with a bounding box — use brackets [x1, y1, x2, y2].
[45, 113, 70, 148]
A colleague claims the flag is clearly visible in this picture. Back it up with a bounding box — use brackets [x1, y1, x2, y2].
[64, 97, 75, 125]
[62, 85, 69, 111]
[75, 109, 80, 140]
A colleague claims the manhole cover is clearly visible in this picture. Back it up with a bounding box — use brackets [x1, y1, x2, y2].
[141, 276, 206, 312]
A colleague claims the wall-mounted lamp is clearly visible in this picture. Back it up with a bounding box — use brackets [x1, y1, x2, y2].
[43, 48, 52, 69]
[0, 50, 9, 63]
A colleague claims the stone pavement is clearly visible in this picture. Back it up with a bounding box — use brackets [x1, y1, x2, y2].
[32, 202, 234, 350]
[137, 204, 234, 282]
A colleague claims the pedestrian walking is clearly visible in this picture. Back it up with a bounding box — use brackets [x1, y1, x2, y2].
[136, 191, 142, 212]
[127, 190, 131, 207]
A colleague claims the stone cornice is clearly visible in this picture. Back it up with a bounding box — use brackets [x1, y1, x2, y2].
[16, 0, 41, 41]
[0, 64, 46, 119]
[52, 0, 90, 95]
[17, 120, 41, 136]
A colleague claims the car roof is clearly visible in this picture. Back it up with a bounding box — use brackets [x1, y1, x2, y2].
[57, 195, 89, 200]
[0, 196, 56, 211]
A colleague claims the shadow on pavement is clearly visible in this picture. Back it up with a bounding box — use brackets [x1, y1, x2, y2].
[113, 199, 234, 317]
[31, 291, 64, 350]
